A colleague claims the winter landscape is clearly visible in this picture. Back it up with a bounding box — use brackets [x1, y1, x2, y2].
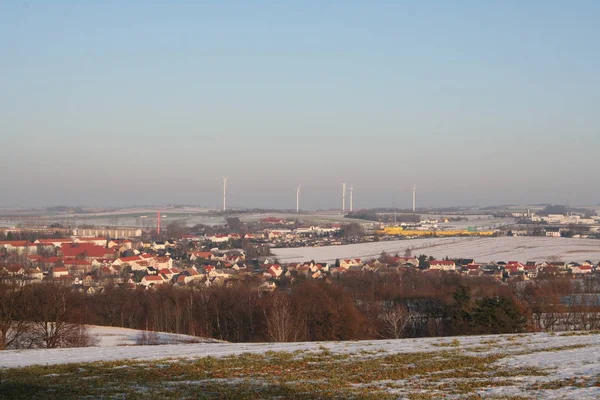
[273, 236, 600, 264]
[1, 326, 599, 399]
[4, 0, 600, 399]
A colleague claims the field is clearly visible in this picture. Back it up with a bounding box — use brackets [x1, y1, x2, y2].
[1, 330, 600, 399]
[88, 325, 220, 347]
[272, 236, 600, 264]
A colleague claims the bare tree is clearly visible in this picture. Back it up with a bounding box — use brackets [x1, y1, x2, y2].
[378, 303, 410, 339]
[0, 280, 29, 350]
[26, 283, 97, 348]
[264, 292, 297, 342]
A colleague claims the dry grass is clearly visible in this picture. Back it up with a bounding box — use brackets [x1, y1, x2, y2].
[0, 339, 592, 399]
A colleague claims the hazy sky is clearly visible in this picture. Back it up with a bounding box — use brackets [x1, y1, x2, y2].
[1, 1, 599, 210]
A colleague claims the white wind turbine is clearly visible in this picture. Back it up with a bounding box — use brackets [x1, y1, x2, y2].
[412, 184, 416, 213]
[349, 185, 354, 212]
[222, 177, 228, 212]
[342, 182, 347, 212]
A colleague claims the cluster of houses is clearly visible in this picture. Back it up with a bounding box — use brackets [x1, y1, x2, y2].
[185, 224, 343, 246]
[3, 233, 600, 294]
[426, 259, 596, 280]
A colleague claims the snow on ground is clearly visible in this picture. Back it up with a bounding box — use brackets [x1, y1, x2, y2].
[0, 330, 596, 369]
[272, 236, 600, 263]
[88, 325, 219, 347]
[2, 331, 600, 398]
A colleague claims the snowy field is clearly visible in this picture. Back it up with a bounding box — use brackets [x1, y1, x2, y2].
[273, 236, 600, 264]
[88, 325, 220, 347]
[1, 330, 600, 398]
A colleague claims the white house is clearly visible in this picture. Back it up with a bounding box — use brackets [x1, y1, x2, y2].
[340, 259, 363, 269]
[429, 260, 456, 271]
[141, 274, 166, 287]
[51, 267, 70, 278]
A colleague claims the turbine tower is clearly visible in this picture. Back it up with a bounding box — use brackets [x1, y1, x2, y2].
[296, 186, 301, 213]
[156, 209, 161, 235]
[349, 185, 354, 212]
[342, 182, 347, 212]
[223, 177, 228, 212]
[412, 185, 416, 213]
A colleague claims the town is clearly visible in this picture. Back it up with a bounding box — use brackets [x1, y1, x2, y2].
[2, 208, 600, 293]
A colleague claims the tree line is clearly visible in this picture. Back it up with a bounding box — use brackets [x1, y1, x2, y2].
[2, 271, 600, 349]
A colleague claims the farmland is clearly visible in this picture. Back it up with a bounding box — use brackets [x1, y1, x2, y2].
[1, 330, 600, 398]
[272, 236, 600, 263]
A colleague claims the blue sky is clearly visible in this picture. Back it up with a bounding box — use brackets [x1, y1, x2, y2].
[1, 1, 599, 209]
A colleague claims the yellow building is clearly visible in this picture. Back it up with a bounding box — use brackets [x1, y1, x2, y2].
[377, 227, 495, 237]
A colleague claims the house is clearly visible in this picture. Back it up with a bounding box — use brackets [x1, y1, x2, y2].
[0, 241, 37, 255]
[6, 265, 25, 276]
[158, 268, 177, 280]
[92, 258, 114, 269]
[462, 264, 481, 275]
[52, 267, 69, 278]
[152, 257, 173, 270]
[113, 255, 150, 271]
[296, 226, 318, 235]
[244, 233, 264, 240]
[178, 267, 203, 284]
[98, 265, 117, 277]
[60, 243, 116, 261]
[506, 261, 525, 271]
[340, 259, 363, 269]
[231, 263, 247, 271]
[206, 234, 231, 243]
[151, 240, 176, 251]
[296, 265, 311, 276]
[267, 264, 283, 278]
[363, 262, 381, 272]
[266, 230, 294, 240]
[25, 267, 44, 281]
[523, 264, 539, 277]
[189, 251, 213, 261]
[63, 259, 93, 274]
[394, 257, 419, 266]
[429, 260, 456, 271]
[311, 270, 323, 279]
[74, 237, 108, 247]
[315, 263, 330, 272]
[34, 238, 73, 248]
[572, 265, 593, 275]
[141, 274, 166, 287]
[107, 239, 133, 250]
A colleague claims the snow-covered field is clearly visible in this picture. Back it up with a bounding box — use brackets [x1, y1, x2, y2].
[88, 325, 219, 347]
[273, 236, 600, 264]
[1, 330, 600, 398]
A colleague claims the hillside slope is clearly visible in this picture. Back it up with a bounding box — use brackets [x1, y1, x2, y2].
[1, 330, 599, 398]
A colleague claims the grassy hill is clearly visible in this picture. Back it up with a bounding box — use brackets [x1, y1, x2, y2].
[1, 330, 599, 399]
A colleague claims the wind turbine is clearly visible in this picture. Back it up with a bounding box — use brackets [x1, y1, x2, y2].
[223, 177, 228, 212]
[349, 185, 354, 212]
[296, 186, 301, 213]
[342, 182, 347, 212]
[412, 184, 416, 213]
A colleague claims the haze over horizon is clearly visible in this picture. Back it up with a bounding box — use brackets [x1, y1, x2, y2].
[2, 1, 599, 210]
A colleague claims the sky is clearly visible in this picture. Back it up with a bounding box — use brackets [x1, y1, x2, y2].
[1, 1, 599, 210]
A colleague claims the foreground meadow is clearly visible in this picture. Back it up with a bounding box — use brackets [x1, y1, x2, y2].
[1, 331, 600, 399]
